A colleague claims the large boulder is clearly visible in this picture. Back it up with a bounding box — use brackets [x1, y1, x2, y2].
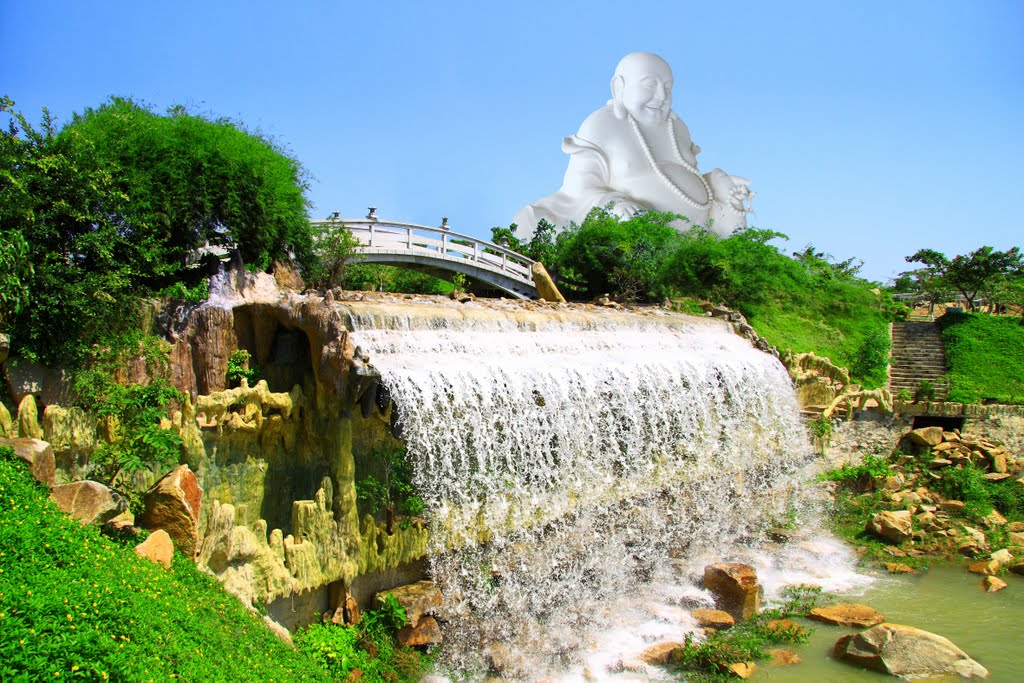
[376, 580, 442, 627]
[396, 616, 442, 647]
[867, 510, 913, 544]
[809, 603, 885, 628]
[703, 563, 760, 621]
[134, 529, 174, 568]
[50, 480, 127, 525]
[907, 427, 944, 448]
[138, 465, 203, 558]
[691, 608, 735, 630]
[834, 623, 989, 678]
[0, 437, 55, 485]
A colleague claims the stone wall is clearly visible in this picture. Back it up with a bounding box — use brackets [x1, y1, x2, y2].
[822, 403, 1024, 468]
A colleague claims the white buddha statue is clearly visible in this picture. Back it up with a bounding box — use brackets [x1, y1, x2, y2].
[513, 52, 753, 239]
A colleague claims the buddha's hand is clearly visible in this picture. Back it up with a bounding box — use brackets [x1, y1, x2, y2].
[606, 195, 645, 219]
[706, 170, 754, 214]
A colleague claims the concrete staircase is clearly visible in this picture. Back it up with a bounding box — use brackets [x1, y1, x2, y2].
[889, 321, 948, 400]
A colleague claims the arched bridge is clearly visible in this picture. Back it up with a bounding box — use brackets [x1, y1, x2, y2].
[310, 215, 538, 299]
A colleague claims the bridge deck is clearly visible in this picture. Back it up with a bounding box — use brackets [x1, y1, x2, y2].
[311, 217, 538, 299]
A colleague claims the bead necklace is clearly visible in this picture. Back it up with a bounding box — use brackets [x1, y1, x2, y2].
[628, 113, 714, 211]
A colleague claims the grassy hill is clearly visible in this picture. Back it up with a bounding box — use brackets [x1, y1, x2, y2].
[0, 447, 426, 682]
[939, 311, 1024, 404]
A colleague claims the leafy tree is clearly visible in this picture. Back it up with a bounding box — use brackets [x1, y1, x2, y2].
[491, 218, 560, 268]
[892, 265, 955, 317]
[2, 96, 314, 363]
[305, 217, 360, 289]
[555, 206, 680, 301]
[2, 97, 137, 362]
[906, 246, 1022, 313]
[792, 244, 862, 281]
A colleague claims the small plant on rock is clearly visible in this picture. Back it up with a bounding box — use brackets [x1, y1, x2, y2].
[357, 445, 425, 534]
[226, 349, 259, 387]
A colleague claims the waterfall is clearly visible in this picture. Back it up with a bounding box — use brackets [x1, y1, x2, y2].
[350, 305, 830, 679]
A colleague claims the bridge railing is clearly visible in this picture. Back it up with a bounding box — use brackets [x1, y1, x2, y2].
[310, 218, 536, 284]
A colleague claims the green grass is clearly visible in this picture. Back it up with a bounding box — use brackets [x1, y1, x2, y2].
[939, 311, 1024, 404]
[0, 446, 428, 682]
[746, 291, 893, 389]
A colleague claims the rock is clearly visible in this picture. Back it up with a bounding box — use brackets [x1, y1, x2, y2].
[990, 452, 1008, 474]
[882, 475, 905, 492]
[929, 458, 952, 469]
[262, 615, 293, 645]
[768, 648, 802, 666]
[982, 510, 1007, 527]
[530, 262, 566, 303]
[271, 260, 305, 291]
[703, 563, 761, 621]
[0, 401, 11, 438]
[1008, 531, 1024, 547]
[765, 619, 807, 638]
[0, 437, 56, 485]
[809, 604, 885, 628]
[1008, 563, 1024, 576]
[966, 560, 1000, 576]
[982, 576, 1007, 593]
[908, 426, 944, 448]
[138, 465, 203, 559]
[396, 615, 441, 647]
[834, 623, 989, 679]
[1006, 521, 1024, 533]
[943, 431, 960, 442]
[691, 609, 735, 630]
[866, 510, 913, 544]
[640, 642, 682, 666]
[990, 548, 1014, 564]
[885, 562, 918, 574]
[50, 480, 127, 525]
[16, 395, 43, 439]
[134, 529, 174, 568]
[941, 500, 967, 513]
[982, 473, 1011, 482]
[726, 662, 757, 679]
[376, 580, 442, 627]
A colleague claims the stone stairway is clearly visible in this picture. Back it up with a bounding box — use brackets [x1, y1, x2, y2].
[889, 321, 948, 400]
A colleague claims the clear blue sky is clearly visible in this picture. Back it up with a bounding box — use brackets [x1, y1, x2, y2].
[3, 0, 1021, 283]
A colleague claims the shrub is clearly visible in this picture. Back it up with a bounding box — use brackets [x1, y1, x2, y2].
[823, 454, 893, 486]
[226, 348, 260, 387]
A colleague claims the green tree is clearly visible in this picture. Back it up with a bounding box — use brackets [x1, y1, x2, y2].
[65, 98, 313, 275]
[906, 246, 1022, 313]
[555, 206, 680, 301]
[2, 96, 314, 363]
[305, 217, 360, 289]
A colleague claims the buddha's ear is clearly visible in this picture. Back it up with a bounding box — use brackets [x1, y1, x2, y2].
[610, 75, 626, 119]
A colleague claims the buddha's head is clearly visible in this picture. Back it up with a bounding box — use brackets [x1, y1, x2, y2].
[611, 52, 673, 126]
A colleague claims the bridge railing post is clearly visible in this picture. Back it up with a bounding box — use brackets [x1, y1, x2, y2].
[369, 223, 375, 247]
[407, 226, 413, 249]
[502, 252, 507, 273]
[442, 232, 448, 256]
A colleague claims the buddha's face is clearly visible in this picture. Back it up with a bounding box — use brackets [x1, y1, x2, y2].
[614, 54, 673, 126]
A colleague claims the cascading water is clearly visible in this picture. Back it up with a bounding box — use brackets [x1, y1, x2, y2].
[349, 303, 858, 680]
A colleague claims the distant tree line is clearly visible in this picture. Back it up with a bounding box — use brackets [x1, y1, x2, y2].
[896, 246, 1023, 315]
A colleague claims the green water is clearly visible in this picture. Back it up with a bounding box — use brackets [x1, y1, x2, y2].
[758, 564, 1024, 682]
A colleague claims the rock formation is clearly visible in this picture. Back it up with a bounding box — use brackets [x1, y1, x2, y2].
[834, 623, 989, 679]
